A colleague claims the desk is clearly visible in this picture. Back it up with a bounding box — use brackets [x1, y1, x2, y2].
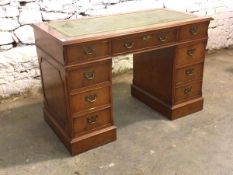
[32, 9, 212, 155]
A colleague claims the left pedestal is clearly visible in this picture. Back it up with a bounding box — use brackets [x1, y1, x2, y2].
[36, 45, 116, 155]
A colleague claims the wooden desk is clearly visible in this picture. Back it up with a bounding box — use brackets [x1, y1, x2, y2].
[32, 9, 212, 155]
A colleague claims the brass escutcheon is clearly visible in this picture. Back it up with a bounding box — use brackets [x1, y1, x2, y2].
[187, 48, 196, 57]
[185, 68, 194, 76]
[87, 115, 98, 124]
[83, 70, 95, 80]
[184, 87, 192, 94]
[189, 26, 198, 35]
[83, 45, 96, 55]
[85, 94, 97, 103]
[124, 41, 134, 49]
[158, 32, 168, 42]
[143, 35, 152, 41]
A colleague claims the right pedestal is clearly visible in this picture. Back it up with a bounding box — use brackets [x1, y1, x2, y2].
[131, 42, 206, 120]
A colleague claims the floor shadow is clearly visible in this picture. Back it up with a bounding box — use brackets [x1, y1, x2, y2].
[225, 67, 233, 74]
[0, 79, 168, 169]
[112, 82, 168, 129]
[0, 101, 69, 169]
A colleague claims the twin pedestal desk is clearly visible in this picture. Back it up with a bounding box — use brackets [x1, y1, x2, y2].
[32, 9, 212, 155]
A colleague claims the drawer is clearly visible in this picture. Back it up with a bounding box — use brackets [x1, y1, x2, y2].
[73, 107, 112, 137]
[175, 63, 203, 85]
[179, 22, 209, 41]
[112, 28, 177, 55]
[175, 41, 206, 67]
[174, 82, 202, 104]
[67, 60, 111, 90]
[70, 86, 111, 115]
[65, 40, 110, 64]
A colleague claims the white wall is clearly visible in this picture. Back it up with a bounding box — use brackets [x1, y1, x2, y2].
[0, 0, 233, 99]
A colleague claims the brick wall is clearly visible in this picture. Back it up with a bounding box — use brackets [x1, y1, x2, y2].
[0, 0, 233, 99]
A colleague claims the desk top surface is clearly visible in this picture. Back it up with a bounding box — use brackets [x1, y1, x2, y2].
[33, 8, 211, 44]
[48, 9, 195, 37]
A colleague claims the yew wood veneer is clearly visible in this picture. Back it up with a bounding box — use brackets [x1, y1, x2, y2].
[32, 8, 212, 155]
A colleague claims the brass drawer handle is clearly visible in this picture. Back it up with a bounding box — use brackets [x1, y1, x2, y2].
[185, 68, 194, 76]
[189, 26, 198, 35]
[83, 45, 95, 55]
[187, 48, 196, 57]
[87, 115, 98, 124]
[158, 33, 168, 42]
[184, 87, 192, 94]
[85, 94, 97, 103]
[124, 41, 134, 49]
[143, 35, 152, 41]
[83, 71, 95, 80]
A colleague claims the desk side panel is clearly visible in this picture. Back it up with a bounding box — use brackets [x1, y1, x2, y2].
[33, 26, 65, 65]
[36, 47, 71, 138]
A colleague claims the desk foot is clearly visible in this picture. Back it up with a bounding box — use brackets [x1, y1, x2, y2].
[70, 126, 117, 155]
[44, 108, 117, 155]
[131, 85, 203, 120]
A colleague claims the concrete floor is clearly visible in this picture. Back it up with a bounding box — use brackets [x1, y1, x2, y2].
[1, 49, 233, 175]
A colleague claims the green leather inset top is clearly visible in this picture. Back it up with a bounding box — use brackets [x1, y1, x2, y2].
[48, 9, 196, 37]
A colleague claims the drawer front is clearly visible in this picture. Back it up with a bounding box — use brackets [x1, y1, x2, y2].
[66, 40, 110, 64]
[112, 29, 177, 55]
[175, 41, 206, 67]
[73, 108, 112, 137]
[67, 60, 111, 90]
[70, 86, 111, 115]
[175, 63, 203, 85]
[174, 82, 202, 104]
[179, 22, 209, 41]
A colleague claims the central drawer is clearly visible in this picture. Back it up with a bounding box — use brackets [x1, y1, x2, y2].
[112, 28, 177, 55]
[70, 86, 111, 116]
